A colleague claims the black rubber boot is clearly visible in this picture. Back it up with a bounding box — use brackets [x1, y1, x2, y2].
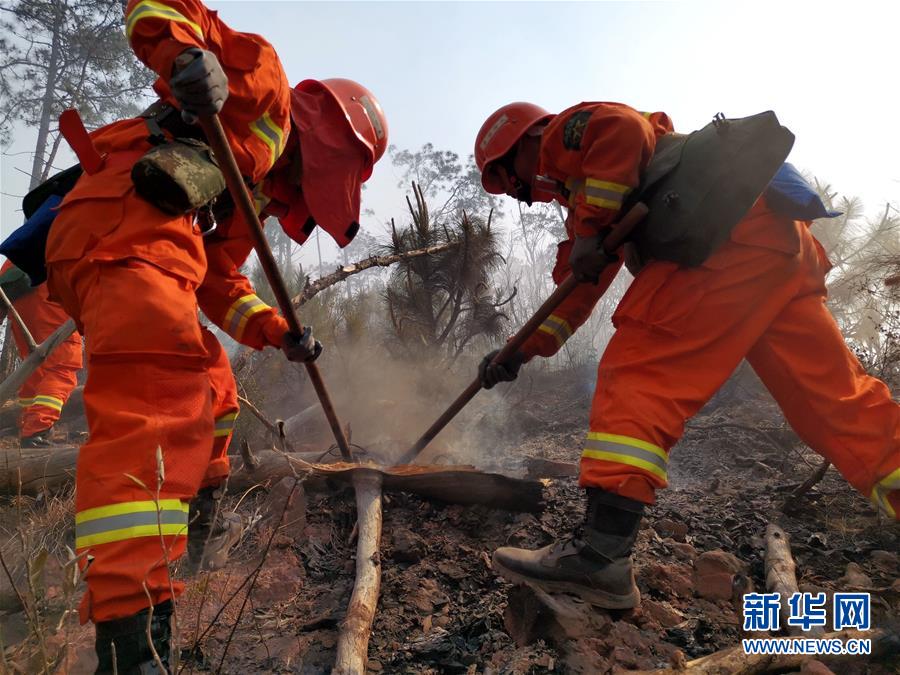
[187, 485, 241, 573]
[94, 600, 172, 674]
[492, 488, 644, 608]
[187, 486, 219, 570]
[21, 432, 53, 448]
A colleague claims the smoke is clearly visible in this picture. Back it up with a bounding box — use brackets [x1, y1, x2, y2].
[241, 336, 551, 470]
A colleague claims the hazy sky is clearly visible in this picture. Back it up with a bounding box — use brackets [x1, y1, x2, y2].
[2, 0, 898, 267]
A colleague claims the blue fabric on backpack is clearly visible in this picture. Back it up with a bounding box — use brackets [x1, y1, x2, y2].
[0, 193, 62, 286]
[765, 162, 841, 220]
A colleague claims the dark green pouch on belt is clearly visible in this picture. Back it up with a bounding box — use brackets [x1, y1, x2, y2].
[131, 138, 226, 215]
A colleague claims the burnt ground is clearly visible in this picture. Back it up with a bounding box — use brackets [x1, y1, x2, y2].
[1, 367, 898, 673]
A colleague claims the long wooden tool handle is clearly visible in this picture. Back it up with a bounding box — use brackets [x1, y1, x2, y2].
[0, 287, 38, 353]
[397, 202, 649, 465]
[198, 115, 354, 462]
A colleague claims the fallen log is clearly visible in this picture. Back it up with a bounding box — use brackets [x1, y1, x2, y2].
[2, 448, 545, 512]
[333, 470, 383, 675]
[0, 446, 329, 496]
[230, 455, 545, 512]
[282, 402, 324, 440]
[236, 394, 297, 452]
[523, 457, 578, 480]
[629, 627, 899, 673]
[764, 523, 810, 637]
[1, 446, 79, 495]
[0, 319, 77, 408]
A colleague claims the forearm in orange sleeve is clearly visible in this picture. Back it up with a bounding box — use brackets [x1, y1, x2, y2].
[519, 241, 623, 360]
[198, 236, 289, 351]
[125, 0, 209, 78]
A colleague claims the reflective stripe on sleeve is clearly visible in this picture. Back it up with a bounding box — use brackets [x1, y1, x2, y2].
[125, 0, 203, 40]
[249, 113, 286, 169]
[536, 314, 573, 348]
[224, 294, 271, 342]
[583, 178, 629, 210]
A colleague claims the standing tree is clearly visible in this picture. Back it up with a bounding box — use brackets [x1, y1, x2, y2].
[0, 0, 155, 187]
[384, 182, 508, 363]
[390, 143, 504, 226]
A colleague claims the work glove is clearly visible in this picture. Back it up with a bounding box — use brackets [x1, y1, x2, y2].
[170, 48, 229, 124]
[479, 349, 525, 390]
[281, 326, 323, 363]
[568, 234, 617, 284]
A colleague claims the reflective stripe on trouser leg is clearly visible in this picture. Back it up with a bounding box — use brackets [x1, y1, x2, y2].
[76, 499, 189, 549]
[18, 394, 64, 412]
[870, 467, 900, 519]
[18, 394, 66, 437]
[214, 412, 237, 438]
[581, 432, 669, 496]
[202, 411, 236, 488]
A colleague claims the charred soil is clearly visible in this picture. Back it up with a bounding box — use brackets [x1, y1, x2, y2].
[0, 368, 898, 674]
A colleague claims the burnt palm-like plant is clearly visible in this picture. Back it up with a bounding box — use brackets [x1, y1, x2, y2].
[384, 182, 508, 362]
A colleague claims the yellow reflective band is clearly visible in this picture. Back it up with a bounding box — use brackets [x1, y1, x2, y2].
[234, 303, 269, 341]
[76, 499, 188, 525]
[224, 294, 271, 341]
[582, 432, 668, 482]
[249, 113, 286, 169]
[583, 178, 629, 210]
[586, 432, 668, 461]
[641, 111, 653, 119]
[125, 0, 203, 41]
[537, 314, 573, 348]
[76, 523, 188, 550]
[18, 395, 64, 412]
[75, 499, 189, 549]
[214, 412, 238, 438]
[581, 449, 668, 481]
[870, 467, 900, 519]
[585, 179, 629, 194]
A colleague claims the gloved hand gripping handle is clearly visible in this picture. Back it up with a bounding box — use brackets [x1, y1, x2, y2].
[396, 202, 649, 466]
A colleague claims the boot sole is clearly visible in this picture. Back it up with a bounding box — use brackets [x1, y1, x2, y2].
[492, 557, 641, 610]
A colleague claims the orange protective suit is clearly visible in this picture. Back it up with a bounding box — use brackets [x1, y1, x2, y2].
[0, 261, 82, 439]
[45, 0, 291, 623]
[520, 102, 900, 520]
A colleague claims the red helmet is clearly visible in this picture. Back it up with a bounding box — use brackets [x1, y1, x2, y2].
[282, 78, 388, 248]
[292, 78, 388, 181]
[474, 102, 553, 194]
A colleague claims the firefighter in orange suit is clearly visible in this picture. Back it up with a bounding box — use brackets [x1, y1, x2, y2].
[43, 0, 388, 669]
[0, 260, 82, 446]
[474, 101, 900, 609]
